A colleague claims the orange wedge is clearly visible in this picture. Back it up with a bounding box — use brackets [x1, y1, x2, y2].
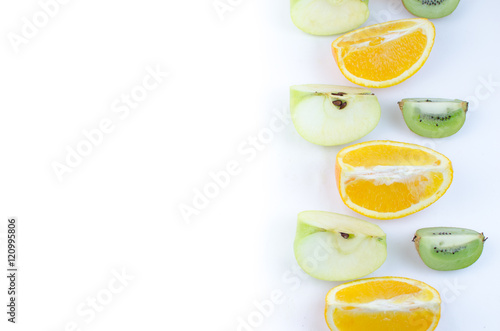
[335, 141, 452, 219]
[332, 18, 435, 88]
[325, 277, 441, 331]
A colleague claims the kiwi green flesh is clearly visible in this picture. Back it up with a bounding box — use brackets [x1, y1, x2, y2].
[399, 98, 467, 138]
[402, 0, 460, 19]
[415, 227, 485, 271]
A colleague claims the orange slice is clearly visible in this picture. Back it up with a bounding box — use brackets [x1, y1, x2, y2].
[335, 140, 452, 219]
[332, 18, 435, 88]
[325, 277, 441, 331]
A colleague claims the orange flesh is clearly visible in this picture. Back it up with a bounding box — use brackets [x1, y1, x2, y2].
[327, 278, 441, 331]
[339, 30, 427, 81]
[336, 142, 452, 218]
[332, 309, 435, 331]
[335, 280, 421, 303]
[331, 19, 435, 88]
[339, 21, 420, 40]
[340, 145, 439, 167]
[345, 173, 444, 213]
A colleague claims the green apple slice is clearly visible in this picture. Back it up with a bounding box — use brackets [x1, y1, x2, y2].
[291, 0, 370, 35]
[294, 211, 387, 281]
[290, 84, 380, 146]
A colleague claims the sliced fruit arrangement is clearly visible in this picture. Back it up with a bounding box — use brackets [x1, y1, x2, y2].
[290, 0, 370, 36]
[290, 84, 381, 146]
[294, 211, 386, 281]
[325, 277, 441, 331]
[399, 98, 468, 138]
[413, 227, 487, 271]
[403, 0, 461, 19]
[335, 140, 453, 219]
[331, 18, 435, 88]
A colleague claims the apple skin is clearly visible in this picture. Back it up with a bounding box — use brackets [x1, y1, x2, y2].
[294, 211, 387, 281]
[291, 0, 370, 36]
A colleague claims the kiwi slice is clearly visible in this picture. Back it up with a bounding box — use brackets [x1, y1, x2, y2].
[402, 0, 461, 19]
[413, 227, 487, 271]
[398, 98, 468, 138]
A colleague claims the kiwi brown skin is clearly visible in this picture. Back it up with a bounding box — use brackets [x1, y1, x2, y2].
[413, 227, 486, 271]
[399, 98, 468, 138]
[402, 0, 461, 19]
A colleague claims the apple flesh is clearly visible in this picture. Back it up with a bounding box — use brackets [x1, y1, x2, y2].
[294, 211, 387, 281]
[290, 84, 381, 146]
[291, 0, 370, 35]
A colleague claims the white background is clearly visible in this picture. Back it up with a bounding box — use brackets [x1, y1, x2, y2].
[0, 0, 499, 330]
